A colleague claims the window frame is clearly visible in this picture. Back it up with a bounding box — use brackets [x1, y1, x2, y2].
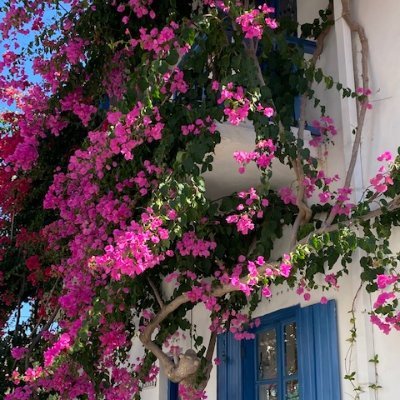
[243, 305, 300, 400]
[217, 300, 341, 400]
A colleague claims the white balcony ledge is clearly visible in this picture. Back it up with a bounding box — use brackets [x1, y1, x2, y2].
[203, 120, 319, 200]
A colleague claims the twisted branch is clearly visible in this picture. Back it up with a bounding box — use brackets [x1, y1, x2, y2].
[299, 194, 400, 245]
[324, 0, 370, 227]
[288, 0, 334, 248]
[139, 262, 277, 383]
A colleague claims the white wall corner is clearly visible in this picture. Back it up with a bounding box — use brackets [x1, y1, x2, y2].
[333, 0, 364, 202]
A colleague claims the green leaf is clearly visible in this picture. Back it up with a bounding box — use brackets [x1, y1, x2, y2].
[166, 49, 179, 66]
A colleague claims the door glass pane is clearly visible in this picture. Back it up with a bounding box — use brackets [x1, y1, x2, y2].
[259, 383, 278, 400]
[258, 329, 277, 380]
[284, 322, 297, 376]
[286, 380, 299, 400]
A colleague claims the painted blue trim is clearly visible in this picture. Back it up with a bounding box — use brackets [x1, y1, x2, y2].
[217, 331, 242, 400]
[168, 380, 179, 400]
[98, 95, 110, 111]
[242, 305, 300, 400]
[217, 334, 228, 400]
[253, 305, 299, 330]
[217, 301, 341, 400]
[242, 338, 256, 400]
[297, 305, 317, 400]
[297, 300, 341, 400]
[286, 37, 317, 55]
[313, 300, 341, 400]
[294, 95, 321, 136]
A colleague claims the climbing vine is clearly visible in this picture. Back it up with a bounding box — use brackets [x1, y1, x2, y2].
[0, 1, 399, 399]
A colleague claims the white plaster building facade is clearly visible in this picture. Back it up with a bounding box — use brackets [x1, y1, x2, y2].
[134, 1, 400, 399]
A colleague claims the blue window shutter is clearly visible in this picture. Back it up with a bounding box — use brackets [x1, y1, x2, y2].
[242, 338, 256, 400]
[297, 305, 317, 400]
[217, 334, 228, 400]
[298, 300, 341, 400]
[217, 332, 242, 400]
[218, 301, 340, 400]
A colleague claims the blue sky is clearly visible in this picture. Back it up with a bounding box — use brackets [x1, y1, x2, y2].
[0, 3, 66, 112]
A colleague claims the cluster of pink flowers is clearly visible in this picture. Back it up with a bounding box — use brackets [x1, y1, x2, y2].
[43, 333, 72, 367]
[203, 0, 229, 12]
[106, 104, 165, 161]
[131, 22, 189, 59]
[296, 281, 312, 301]
[332, 187, 354, 216]
[279, 254, 292, 278]
[325, 273, 339, 288]
[309, 116, 337, 147]
[278, 186, 297, 205]
[370, 151, 394, 194]
[356, 87, 373, 110]
[178, 384, 207, 400]
[256, 103, 275, 118]
[3, 86, 50, 171]
[94, 215, 169, 280]
[377, 274, 398, 289]
[116, 0, 155, 19]
[213, 82, 251, 125]
[176, 231, 217, 258]
[226, 188, 269, 235]
[370, 273, 400, 334]
[60, 88, 97, 127]
[102, 366, 141, 400]
[161, 67, 189, 95]
[233, 138, 276, 174]
[210, 306, 259, 340]
[36, 361, 97, 400]
[102, 50, 131, 101]
[186, 280, 212, 303]
[10, 346, 28, 360]
[181, 116, 217, 136]
[99, 322, 128, 356]
[5, 386, 32, 400]
[62, 37, 88, 65]
[235, 3, 278, 40]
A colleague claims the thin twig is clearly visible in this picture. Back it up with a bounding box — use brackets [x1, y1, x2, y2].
[344, 282, 363, 400]
[147, 277, 165, 308]
[28, 278, 60, 339]
[12, 275, 26, 342]
[25, 305, 61, 369]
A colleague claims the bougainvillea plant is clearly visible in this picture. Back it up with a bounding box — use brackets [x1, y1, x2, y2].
[1, 0, 399, 399]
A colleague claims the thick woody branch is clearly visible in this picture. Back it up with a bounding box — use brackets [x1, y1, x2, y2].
[244, 42, 312, 239]
[325, 0, 370, 226]
[139, 262, 277, 382]
[298, 194, 400, 246]
[289, 1, 334, 249]
[205, 331, 217, 364]
[197, 331, 218, 391]
[246, 3, 333, 249]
